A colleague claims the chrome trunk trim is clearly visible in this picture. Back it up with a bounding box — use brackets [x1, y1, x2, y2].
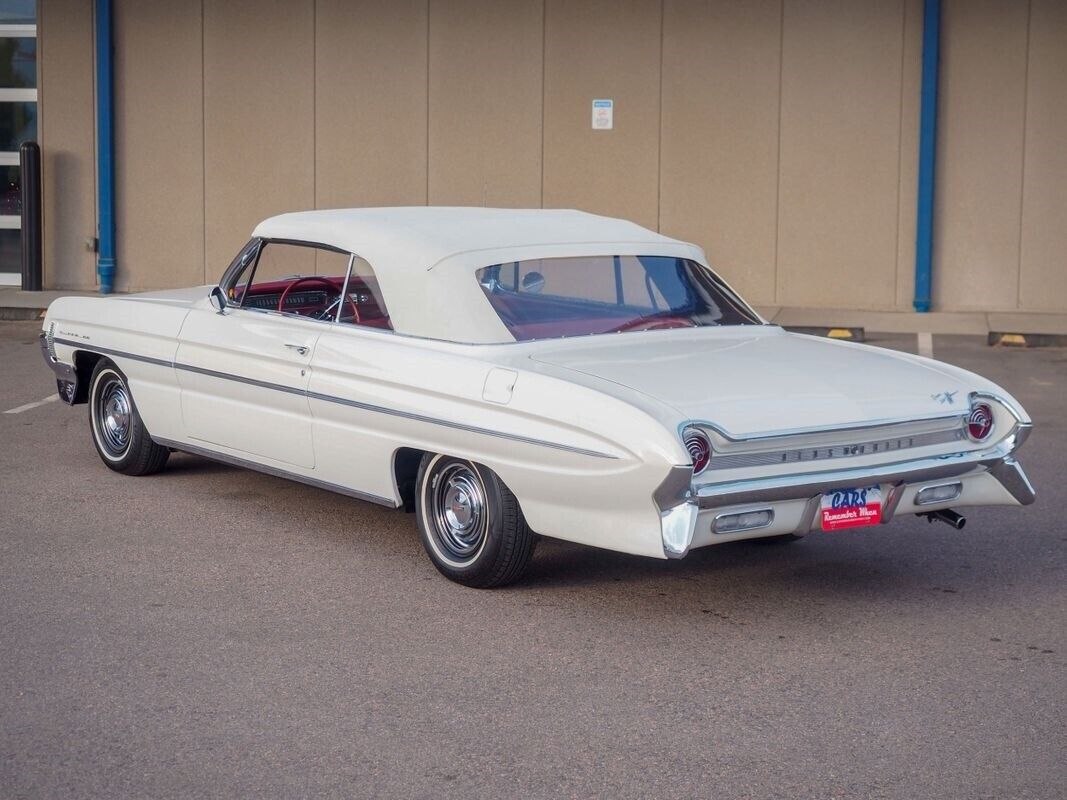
[704, 425, 966, 471]
[687, 410, 967, 445]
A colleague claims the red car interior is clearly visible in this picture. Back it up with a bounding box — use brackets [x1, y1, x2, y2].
[489, 291, 694, 341]
[235, 276, 392, 329]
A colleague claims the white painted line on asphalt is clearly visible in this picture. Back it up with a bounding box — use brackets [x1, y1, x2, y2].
[917, 332, 934, 359]
[4, 394, 60, 415]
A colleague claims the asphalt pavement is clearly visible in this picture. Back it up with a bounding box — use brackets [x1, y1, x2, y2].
[1, 320, 1064, 799]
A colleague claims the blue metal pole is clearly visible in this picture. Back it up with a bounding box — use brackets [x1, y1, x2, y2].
[913, 0, 940, 313]
[95, 0, 115, 294]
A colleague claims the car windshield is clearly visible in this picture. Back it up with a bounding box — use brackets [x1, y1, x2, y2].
[477, 255, 761, 342]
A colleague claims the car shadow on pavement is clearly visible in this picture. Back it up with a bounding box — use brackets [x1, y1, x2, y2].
[526, 536, 873, 588]
[517, 528, 1035, 606]
[156, 454, 1048, 607]
[161, 453, 251, 476]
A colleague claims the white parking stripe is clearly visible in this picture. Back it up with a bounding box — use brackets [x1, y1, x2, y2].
[917, 332, 934, 359]
[4, 394, 60, 415]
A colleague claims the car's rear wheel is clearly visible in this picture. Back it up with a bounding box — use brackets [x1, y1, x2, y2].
[88, 359, 170, 476]
[415, 454, 536, 588]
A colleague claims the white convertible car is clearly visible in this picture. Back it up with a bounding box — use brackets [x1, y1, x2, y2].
[41, 208, 1034, 586]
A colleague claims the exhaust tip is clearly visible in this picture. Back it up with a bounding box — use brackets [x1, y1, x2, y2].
[923, 509, 966, 530]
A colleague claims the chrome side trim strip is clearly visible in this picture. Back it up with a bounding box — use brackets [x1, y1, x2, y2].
[176, 361, 307, 398]
[53, 337, 172, 369]
[153, 437, 401, 509]
[53, 338, 616, 460]
[304, 389, 613, 459]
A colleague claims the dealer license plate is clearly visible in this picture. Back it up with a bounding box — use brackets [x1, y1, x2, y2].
[820, 485, 883, 530]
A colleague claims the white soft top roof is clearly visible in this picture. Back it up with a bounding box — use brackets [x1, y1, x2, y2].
[251, 207, 707, 343]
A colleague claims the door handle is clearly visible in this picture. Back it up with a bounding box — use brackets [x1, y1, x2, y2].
[284, 343, 309, 356]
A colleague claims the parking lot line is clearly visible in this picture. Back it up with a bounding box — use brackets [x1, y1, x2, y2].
[917, 331, 934, 358]
[4, 394, 59, 415]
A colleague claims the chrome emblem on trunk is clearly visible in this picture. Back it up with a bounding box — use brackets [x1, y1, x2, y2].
[931, 391, 958, 405]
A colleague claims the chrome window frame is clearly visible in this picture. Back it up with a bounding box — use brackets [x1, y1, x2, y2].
[334, 253, 356, 324]
[220, 238, 393, 332]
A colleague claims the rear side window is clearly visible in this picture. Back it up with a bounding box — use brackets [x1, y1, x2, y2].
[477, 256, 760, 341]
[336, 257, 392, 331]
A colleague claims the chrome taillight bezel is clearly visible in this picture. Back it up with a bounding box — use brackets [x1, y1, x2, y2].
[966, 402, 994, 442]
[683, 427, 712, 474]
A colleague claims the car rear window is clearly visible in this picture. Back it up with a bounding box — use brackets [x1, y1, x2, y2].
[477, 256, 761, 341]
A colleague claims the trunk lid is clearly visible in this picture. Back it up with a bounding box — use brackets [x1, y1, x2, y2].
[529, 327, 969, 437]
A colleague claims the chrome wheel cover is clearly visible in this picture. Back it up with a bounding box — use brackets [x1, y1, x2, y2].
[95, 376, 132, 456]
[430, 462, 488, 562]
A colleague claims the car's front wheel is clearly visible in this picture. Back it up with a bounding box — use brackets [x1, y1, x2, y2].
[415, 454, 536, 588]
[88, 359, 170, 476]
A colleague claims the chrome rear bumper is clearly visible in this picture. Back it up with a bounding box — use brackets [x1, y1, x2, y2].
[694, 430, 1034, 510]
[656, 426, 1034, 558]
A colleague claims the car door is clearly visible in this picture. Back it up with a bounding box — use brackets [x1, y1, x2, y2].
[304, 256, 413, 501]
[175, 240, 349, 469]
[176, 307, 320, 468]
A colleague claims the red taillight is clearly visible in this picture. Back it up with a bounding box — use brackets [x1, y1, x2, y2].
[683, 428, 711, 474]
[967, 402, 994, 442]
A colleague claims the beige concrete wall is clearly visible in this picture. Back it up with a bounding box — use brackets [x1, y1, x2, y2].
[114, 0, 203, 293]
[428, 0, 543, 208]
[934, 0, 1029, 312]
[894, 0, 923, 309]
[777, 0, 907, 309]
[1018, 0, 1067, 313]
[38, 0, 97, 291]
[34, 0, 1067, 313]
[316, 0, 428, 210]
[934, 0, 1067, 313]
[543, 0, 662, 231]
[203, 0, 315, 280]
[660, 0, 782, 305]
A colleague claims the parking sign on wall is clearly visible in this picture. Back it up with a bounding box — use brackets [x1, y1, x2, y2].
[592, 99, 613, 130]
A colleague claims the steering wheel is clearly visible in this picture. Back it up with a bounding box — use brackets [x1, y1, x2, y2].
[276, 276, 358, 321]
[611, 315, 697, 333]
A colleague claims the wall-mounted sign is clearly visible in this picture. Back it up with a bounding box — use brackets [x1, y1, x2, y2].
[592, 99, 613, 130]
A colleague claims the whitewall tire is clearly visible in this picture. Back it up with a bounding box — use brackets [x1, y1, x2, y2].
[88, 359, 170, 476]
[415, 454, 536, 588]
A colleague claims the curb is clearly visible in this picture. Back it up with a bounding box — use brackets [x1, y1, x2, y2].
[783, 326, 865, 342]
[0, 307, 45, 321]
[989, 332, 1067, 348]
